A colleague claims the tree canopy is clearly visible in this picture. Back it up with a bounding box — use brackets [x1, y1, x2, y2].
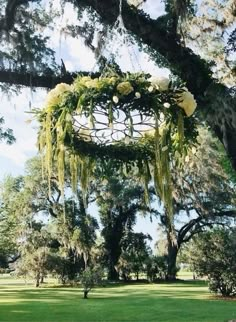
[0, 0, 235, 171]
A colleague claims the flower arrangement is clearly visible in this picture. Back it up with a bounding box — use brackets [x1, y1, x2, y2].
[37, 72, 198, 217]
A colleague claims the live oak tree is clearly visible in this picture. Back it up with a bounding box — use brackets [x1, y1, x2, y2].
[49, 197, 98, 281]
[94, 163, 151, 280]
[0, 0, 235, 170]
[157, 128, 236, 280]
[118, 231, 152, 281]
[16, 227, 51, 287]
[0, 156, 98, 281]
[188, 228, 236, 297]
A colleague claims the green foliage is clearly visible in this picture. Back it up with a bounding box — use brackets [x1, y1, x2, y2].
[80, 266, 103, 299]
[0, 2, 58, 74]
[94, 165, 149, 280]
[16, 228, 51, 286]
[146, 256, 168, 281]
[219, 144, 236, 185]
[0, 116, 15, 144]
[118, 231, 152, 280]
[190, 228, 236, 297]
[154, 127, 236, 280]
[49, 197, 98, 275]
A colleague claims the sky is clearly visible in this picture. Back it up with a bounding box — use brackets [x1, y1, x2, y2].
[0, 0, 168, 248]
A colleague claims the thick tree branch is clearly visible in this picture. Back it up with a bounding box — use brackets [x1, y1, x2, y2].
[7, 253, 20, 264]
[177, 216, 203, 245]
[0, 70, 99, 88]
[177, 209, 236, 245]
[77, 0, 212, 96]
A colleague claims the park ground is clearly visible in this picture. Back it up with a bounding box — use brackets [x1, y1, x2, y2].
[0, 274, 236, 322]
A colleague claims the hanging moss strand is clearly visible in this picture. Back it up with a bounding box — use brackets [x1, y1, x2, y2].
[177, 110, 184, 151]
[45, 112, 53, 196]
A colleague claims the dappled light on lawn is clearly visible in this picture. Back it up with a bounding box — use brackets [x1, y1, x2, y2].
[0, 279, 235, 322]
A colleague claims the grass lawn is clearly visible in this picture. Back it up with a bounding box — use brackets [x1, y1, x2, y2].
[0, 277, 235, 322]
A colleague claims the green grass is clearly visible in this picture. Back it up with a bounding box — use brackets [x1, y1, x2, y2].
[0, 277, 235, 322]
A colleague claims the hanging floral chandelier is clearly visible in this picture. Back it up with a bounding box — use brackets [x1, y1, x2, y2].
[37, 72, 198, 216]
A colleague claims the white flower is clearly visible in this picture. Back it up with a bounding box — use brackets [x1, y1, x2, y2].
[124, 136, 131, 144]
[163, 102, 170, 108]
[79, 128, 92, 142]
[127, 0, 143, 7]
[117, 82, 134, 95]
[176, 90, 197, 117]
[148, 76, 170, 91]
[185, 155, 190, 163]
[112, 96, 119, 104]
[135, 92, 141, 99]
[148, 86, 154, 92]
[46, 83, 71, 107]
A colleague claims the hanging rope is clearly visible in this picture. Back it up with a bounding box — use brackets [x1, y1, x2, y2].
[90, 0, 142, 74]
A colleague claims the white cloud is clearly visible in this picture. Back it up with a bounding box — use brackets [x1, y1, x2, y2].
[0, 136, 37, 166]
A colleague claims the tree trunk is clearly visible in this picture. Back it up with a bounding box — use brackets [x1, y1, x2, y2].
[107, 266, 119, 281]
[35, 274, 40, 287]
[166, 223, 179, 281]
[167, 242, 178, 280]
[122, 272, 128, 281]
[40, 275, 44, 284]
[83, 290, 89, 299]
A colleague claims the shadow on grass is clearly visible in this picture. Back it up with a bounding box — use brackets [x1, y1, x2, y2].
[0, 282, 236, 322]
[0, 283, 222, 303]
[0, 292, 236, 322]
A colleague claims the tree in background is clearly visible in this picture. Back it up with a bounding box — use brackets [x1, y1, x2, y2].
[155, 128, 236, 280]
[16, 226, 51, 287]
[94, 163, 151, 280]
[0, 156, 99, 284]
[0, 156, 62, 269]
[189, 228, 236, 297]
[146, 256, 168, 282]
[118, 231, 152, 281]
[0, 175, 31, 267]
[49, 197, 98, 281]
[80, 266, 103, 299]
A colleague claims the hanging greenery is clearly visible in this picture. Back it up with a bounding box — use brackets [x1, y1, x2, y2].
[36, 72, 198, 219]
